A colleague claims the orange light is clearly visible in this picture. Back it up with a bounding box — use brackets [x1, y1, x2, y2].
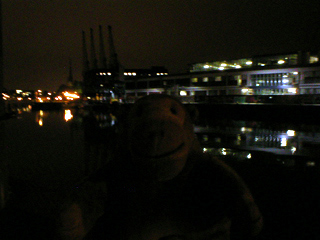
[64, 109, 73, 122]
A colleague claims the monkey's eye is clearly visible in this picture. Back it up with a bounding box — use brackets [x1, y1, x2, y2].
[170, 106, 178, 115]
[135, 106, 144, 117]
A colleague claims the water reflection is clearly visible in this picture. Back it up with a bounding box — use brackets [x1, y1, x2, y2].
[1, 107, 320, 239]
[64, 109, 73, 122]
[195, 119, 320, 157]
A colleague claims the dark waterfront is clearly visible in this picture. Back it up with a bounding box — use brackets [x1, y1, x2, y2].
[1, 104, 320, 239]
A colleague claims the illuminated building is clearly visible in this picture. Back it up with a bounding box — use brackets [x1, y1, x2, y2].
[82, 26, 169, 103]
[125, 51, 320, 103]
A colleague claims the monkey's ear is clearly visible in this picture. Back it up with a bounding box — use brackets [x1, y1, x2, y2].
[185, 105, 199, 123]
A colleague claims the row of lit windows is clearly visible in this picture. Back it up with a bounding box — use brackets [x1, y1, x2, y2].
[191, 53, 319, 72]
[254, 88, 297, 94]
[300, 88, 320, 94]
[124, 72, 137, 76]
[96, 72, 168, 76]
[156, 73, 168, 76]
[96, 72, 112, 76]
[191, 59, 252, 72]
[251, 72, 299, 86]
[128, 73, 294, 89]
[191, 75, 244, 83]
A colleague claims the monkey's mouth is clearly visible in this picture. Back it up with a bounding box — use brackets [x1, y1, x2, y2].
[133, 142, 185, 159]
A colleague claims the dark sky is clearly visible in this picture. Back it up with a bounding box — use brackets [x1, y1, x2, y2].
[2, 0, 320, 91]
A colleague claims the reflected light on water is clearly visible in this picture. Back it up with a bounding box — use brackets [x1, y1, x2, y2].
[36, 111, 44, 126]
[64, 109, 73, 122]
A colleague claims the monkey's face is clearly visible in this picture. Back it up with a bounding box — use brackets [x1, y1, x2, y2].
[127, 95, 195, 181]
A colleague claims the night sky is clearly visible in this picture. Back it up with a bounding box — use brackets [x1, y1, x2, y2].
[2, 0, 320, 91]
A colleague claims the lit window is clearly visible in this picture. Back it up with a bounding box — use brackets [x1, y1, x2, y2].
[246, 61, 253, 65]
[221, 63, 227, 67]
[283, 79, 289, 84]
[218, 67, 224, 70]
[124, 72, 128, 75]
[180, 91, 187, 96]
[241, 88, 249, 93]
[203, 65, 210, 69]
[157, 73, 160, 76]
[281, 137, 287, 147]
[287, 130, 295, 136]
[132, 72, 136, 76]
[203, 77, 209, 82]
[235, 65, 242, 68]
[191, 78, 198, 83]
[278, 60, 285, 64]
[309, 56, 319, 64]
[288, 88, 297, 94]
[107, 72, 111, 75]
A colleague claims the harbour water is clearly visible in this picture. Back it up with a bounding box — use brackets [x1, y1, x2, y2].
[1, 105, 320, 239]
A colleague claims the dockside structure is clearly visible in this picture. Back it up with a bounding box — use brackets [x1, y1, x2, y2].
[124, 51, 320, 103]
[82, 25, 125, 102]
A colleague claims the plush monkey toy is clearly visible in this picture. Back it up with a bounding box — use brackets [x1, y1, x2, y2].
[107, 94, 263, 240]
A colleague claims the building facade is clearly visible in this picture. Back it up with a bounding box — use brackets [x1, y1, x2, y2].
[124, 51, 320, 103]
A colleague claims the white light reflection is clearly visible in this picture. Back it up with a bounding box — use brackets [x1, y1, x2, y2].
[221, 148, 227, 155]
[291, 146, 296, 154]
[306, 161, 316, 167]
